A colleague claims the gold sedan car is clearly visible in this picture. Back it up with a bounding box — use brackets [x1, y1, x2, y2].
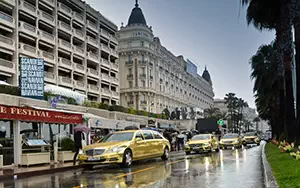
[185, 134, 219, 154]
[78, 130, 170, 169]
[219, 133, 243, 149]
[242, 132, 261, 146]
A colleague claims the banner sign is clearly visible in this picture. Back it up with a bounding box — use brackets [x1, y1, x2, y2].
[20, 57, 44, 99]
[0, 104, 83, 124]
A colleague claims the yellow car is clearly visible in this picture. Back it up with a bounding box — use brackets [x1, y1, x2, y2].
[78, 130, 170, 169]
[242, 132, 261, 146]
[219, 133, 243, 149]
[185, 134, 219, 154]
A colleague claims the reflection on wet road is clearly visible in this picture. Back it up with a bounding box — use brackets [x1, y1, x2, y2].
[2, 145, 263, 188]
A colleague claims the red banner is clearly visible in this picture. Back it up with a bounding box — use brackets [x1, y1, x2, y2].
[0, 104, 83, 124]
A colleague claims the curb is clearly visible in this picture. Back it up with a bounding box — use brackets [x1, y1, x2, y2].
[169, 151, 186, 158]
[0, 165, 82, 181]
[262, 143, 279, 188]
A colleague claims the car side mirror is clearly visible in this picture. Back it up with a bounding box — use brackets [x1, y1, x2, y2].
[135, 138, 143, 142]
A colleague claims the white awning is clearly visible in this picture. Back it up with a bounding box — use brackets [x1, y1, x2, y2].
[44, 84, 87, 105]
[0, 81, 10, 86]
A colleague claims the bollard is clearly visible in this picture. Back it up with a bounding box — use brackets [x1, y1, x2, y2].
[0, 155, 3, 169]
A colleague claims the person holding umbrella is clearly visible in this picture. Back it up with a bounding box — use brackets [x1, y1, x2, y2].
[73, 117, 90, 165]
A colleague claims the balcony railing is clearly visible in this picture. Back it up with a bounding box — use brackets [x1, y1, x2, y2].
[87, 20, 97, 31]
[102, 88, 111, 96]
[125, 61, 133, 66]
[100, 29, 110, 39]
[111, 63, 118, 70]
[59, 76, 72, 84]
[87, 68, 99, 76]
[101, 58, 110, 67]
[101, 44, 110, 52]
[0, 59, 14, 69]
[75, 63, 84, 70]
[89, 84, 99, 92]
[139, 60, 147, 66]
[101, 73, 110, 81]
[41, 0, 54, 6]
[40, 11, 54, 23]
[73, 12, 83, 22]
[112, 91, 119, 98]
[127, 101, 134, 105]
[44, 71, 55, 79]
[0, 11, 13, 23]
[74, 29, 84, 38]
[0, 34, 13, 45]
[75, 80, 85, 88]
[58, 21, 71, 32]
[127, 74, 133, 80]
[58, 39, 71, 49]
[23, 44, 37, 54]
[87, 36, 98, 46]
[40, 31, 54, 41]
[111, 77, 119, 83]
[141, 101, 147, 105]
[20, 21, 36, 33]
[19, 0, 36, 15]
[58, 2, 72, 15]
[74, 46, 84, 54]
[139, 73, 146, 79]
[59, 57, 71, 67]
[87, 52, 99, 62]
[41, 51, 54, 60]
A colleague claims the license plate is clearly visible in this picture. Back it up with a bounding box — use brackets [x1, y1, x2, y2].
[88, 157, 100, 161]
[193, 147, 200, 150]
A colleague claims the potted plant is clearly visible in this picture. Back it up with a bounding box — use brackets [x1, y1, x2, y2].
[57, 137, 75, 163]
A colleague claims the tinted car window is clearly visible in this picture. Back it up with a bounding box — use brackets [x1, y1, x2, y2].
[152, 131, 163, 139]
[135, 131, 144, 140]
[142, 131, 154, 140]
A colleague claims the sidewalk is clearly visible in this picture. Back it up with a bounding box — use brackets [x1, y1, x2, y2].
[0, 162, 81, 181]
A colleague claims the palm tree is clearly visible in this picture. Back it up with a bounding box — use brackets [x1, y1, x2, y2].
[237, 98, 249, 131]
[253, 117, 260, 131]
[204, 106, 221, 118]
[250, 43, 283, 138]
[241, 0, 296, 141]
[224, 93, 238, 132]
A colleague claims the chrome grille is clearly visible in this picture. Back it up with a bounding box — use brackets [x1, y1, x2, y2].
[85, 149, 105, 156]
[223, 141, 233, 144]
[189, 144, 203, 147]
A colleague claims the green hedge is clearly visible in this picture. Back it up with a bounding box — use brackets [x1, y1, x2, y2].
[0, 85, 20, 96]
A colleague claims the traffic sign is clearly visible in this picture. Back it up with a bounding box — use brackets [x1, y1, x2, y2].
[217, 119, 224, 126]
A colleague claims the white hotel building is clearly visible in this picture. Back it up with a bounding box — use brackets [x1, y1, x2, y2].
[0, 0, 120, 105]
[118, 1, 214, 113]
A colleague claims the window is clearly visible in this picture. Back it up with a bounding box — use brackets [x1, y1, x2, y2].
[142, 81, 145, 87]
[135, 131, 144, 140]
[128, 55, 132, 62]
[142, 131, 154, 140]
[142, 54, 145, 62]
[128, 68, 132, 74]
[129, 81, 133, 88]
[152, 131, 163, 139]
[140, 41, 144, 47]
[150, 82, 152, 88]
[150, 69, 152, 76]
[141, 67, 145, 74]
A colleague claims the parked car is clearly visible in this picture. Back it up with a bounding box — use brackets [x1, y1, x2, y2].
[243, 132, 261, 146]
[78, 130, 170, 169]
[219, 133, 243, 149]
[185, 134, 219, 154]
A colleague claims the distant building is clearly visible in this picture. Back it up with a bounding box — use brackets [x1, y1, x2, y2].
[213, 99, 228, 113]
[117, 1, 214, 113]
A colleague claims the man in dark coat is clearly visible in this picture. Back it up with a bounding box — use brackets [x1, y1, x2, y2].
[73, 131, 85, 165]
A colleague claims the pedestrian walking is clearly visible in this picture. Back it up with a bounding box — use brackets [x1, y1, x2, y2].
[73, 130, 85, 165]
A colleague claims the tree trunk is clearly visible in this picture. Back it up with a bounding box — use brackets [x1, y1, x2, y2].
[295, 17, 300, 143]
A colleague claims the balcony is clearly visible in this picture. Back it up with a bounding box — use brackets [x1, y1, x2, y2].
[39, 10, 54, 25]
[40, 50, 55, 65]
[100, 29, 110, 39]
[141, 101, 147, 105]
[19, 43, 38, 57]
[101, 73, 110, 82]
[73, 63, 85, 74]
[58, 21, 72, 34]
[139, 60, 146, 67]
[101, 88, 111, 97]
[127, 74, 133, 80]
[86, 20, 97, 33]
[139, 73, 146, 79]
[58, 2, 72, 17]
[111, 63, 118, 71]
[101, 58, 110, 68]
[0, 11, 15, 29]
[110, 35, 118, 45]
[73, 29, 84, 41]
[87, 52, 99, 63]
[40, 0, 54, 7]
[100, 44, 110, 54]
[73, 46, 84, 57]
[87, 36, 98, 48]
[58, 57, 72, 70]
[0, 34, 15, 51]
[127, 101, 134, 105]
[74, 80, 85, 91]
[125, 61, 133, 67]
[19, 21, 38, 38]
[73, 12, 84, 24]
[58, 76, 72, 88]
[39, 30, 55, 45]
[110, 49, 118, 58]
[112, 91, 119, 99]
[19, 0, 37, 17]
[44, 71, 56, 83]
[58, 39, 72, 52]
[0, 59, 15, 75]
[150, 75, 154, 80]
[111, 77, 119, 85]
[88, 84, 100, 94]
[87, 68, 99, 79]
[2, 0, 16, 7]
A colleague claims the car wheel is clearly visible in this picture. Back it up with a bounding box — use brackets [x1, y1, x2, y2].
[257, 143, 260, 146]
[161, 147, 169, 161]
[215, 147, 220, 152]
[122, 149, 133, 168]
[186, 151, 191, 155]
[82, 164, 94, 171]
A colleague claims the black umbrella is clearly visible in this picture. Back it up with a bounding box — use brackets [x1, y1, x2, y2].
[124, 125, 139, 130]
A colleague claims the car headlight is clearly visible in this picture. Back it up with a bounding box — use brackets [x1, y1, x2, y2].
[79, 149, 84, 154]
[233, 140, 239, 143]
[106, 146, 126, 153]
[220, 140, 223, 143]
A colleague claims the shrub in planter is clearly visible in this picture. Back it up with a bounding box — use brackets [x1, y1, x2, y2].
[128, 108, 136, 115]
[0, 85, 20, 96]
[99, 103, 110, 110]
[109, 105, 129, 113]
[61, 137, 75, 152]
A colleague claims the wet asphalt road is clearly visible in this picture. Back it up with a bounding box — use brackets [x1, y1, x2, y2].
[1, 144, 264, 188]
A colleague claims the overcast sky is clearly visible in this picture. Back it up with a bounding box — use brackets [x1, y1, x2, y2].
[86, 0, 275, 108]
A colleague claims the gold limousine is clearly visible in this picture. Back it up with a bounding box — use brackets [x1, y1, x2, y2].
[219, 133, 243, 149]
[185, 134, 219, 154]
[242, 132, 261, 146]
[78, 130, 170, 169]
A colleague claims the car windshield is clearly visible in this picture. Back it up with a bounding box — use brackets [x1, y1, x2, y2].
[101, 132, 134, 142]
[223, 134, 238, 139]
[192, 135, 210, 140]
[245, 132, 256, 136]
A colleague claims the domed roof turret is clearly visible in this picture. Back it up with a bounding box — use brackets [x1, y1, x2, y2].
[127, 0, 147, 26]
[202, 66, 212, 84]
